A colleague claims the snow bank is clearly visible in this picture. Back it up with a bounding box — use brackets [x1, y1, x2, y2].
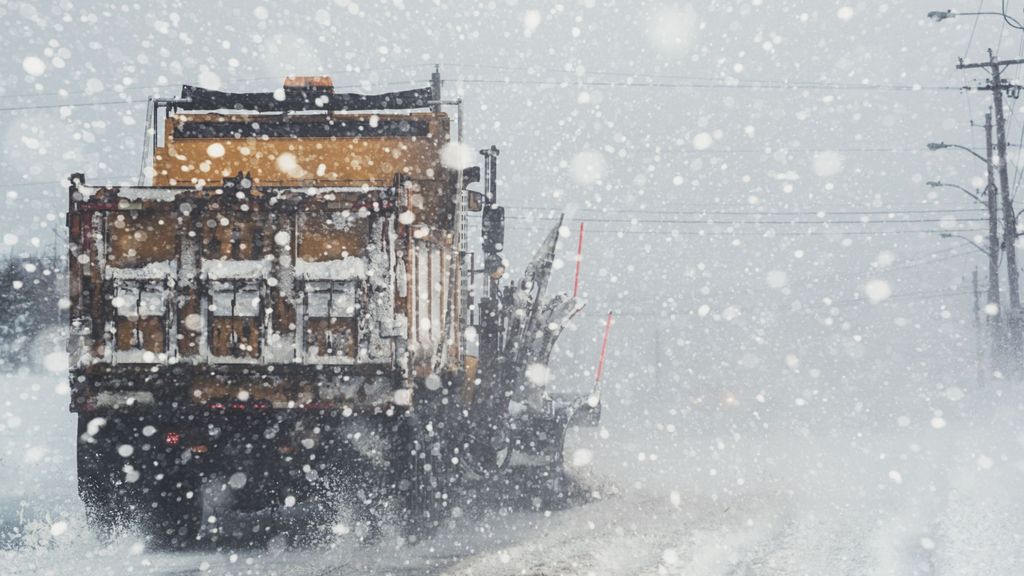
[0, 372, 80, 551]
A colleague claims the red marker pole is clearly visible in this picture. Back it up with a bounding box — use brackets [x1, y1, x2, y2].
[595, 311, 613, 384]
[572, 222, 585, 298]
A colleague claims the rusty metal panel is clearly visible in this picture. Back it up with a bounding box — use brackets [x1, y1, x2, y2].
[203, 218, 266, 260]
[297, 212, 368, 261]
[304, 317, 357, 359]
[107, 210, 176, 267]
[209, 317, 261, 359]
[69, 116, 442, 409]
[152, 113, 449, 188]
[113, 317, 166, 353]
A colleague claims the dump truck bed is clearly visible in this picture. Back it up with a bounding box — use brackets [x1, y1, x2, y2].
[66, 91, 464, 414]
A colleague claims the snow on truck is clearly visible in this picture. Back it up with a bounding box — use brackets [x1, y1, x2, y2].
[66, 72, 601, 546]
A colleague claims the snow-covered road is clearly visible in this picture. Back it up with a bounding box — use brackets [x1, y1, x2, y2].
[3, 372, 1024, 575]
[6, 481, 1022, 576]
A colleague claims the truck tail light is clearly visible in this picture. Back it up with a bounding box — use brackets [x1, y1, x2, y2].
[165, 431, 181, 446]
[208, 402, 225, 411]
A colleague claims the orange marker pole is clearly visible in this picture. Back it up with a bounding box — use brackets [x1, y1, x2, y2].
[572, 222, 585, 298]
[595, 311, 613, 384]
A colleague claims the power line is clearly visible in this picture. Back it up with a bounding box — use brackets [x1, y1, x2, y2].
[624, 148, 939, 154]
[875, 249, 982, 272]
[595, 287, 976, 318]
[0, 62, 962, 104]
[0, 179, 988, 219]
[1009, 102, 1024, 201]
[789, 249, 983, 290]
[0, 79, 423, 112]
[0, 65, 430, 101]
[965, 0, 987, 59]
[1003, 0, 1024, 30]
[455, 77, 963, 93]
[0, 99, 148, 112]
[827, 288, 974, 307]
[504, 205, 987, 216]
[0, 175, 134, 188]
[442, 62, 963, 92]
[568, 246, 984, 317]
[505, 214, 988, 225]
[507, 225, 987, 237]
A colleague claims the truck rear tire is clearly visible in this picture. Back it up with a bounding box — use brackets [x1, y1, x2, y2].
[77, 441, 121, 538]
[147, 472, 203, 548]
[394, 412, 458, 537]
[77, 416, 135, 539]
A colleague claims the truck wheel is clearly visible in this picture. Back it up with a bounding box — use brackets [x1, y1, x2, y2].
[463, 418, 512, 478]
[147, 472, 203, 548]
[545, 420, 569, 501]
[77, 416, 134, 539]
[394, 413, 457, 537]
[77, 440, 120, 538]
[534, 411, 580, 509]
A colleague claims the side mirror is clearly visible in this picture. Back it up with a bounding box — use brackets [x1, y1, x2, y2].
[461, 166, 481, 188]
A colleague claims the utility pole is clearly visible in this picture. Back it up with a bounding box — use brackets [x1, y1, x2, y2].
[984, 111, 1004, 373]
[959, 49, 1024, 376]
[989, 54, 1021, 371]
[974, 268, 984, 387]
[430, 65, 441, 113]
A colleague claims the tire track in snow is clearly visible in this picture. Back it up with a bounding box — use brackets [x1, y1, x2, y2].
[638, 500, 789, 576]
[443, 491, 784, 576]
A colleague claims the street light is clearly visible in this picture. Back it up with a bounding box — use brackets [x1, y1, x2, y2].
[940, 232, 992, 256]
[926, 180, 985, 205]
[927, 141, 990, 164]
[927, 10, 1024, 29]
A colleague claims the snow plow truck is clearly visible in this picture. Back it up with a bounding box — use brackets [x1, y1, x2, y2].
[65, 71, 601, 546]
